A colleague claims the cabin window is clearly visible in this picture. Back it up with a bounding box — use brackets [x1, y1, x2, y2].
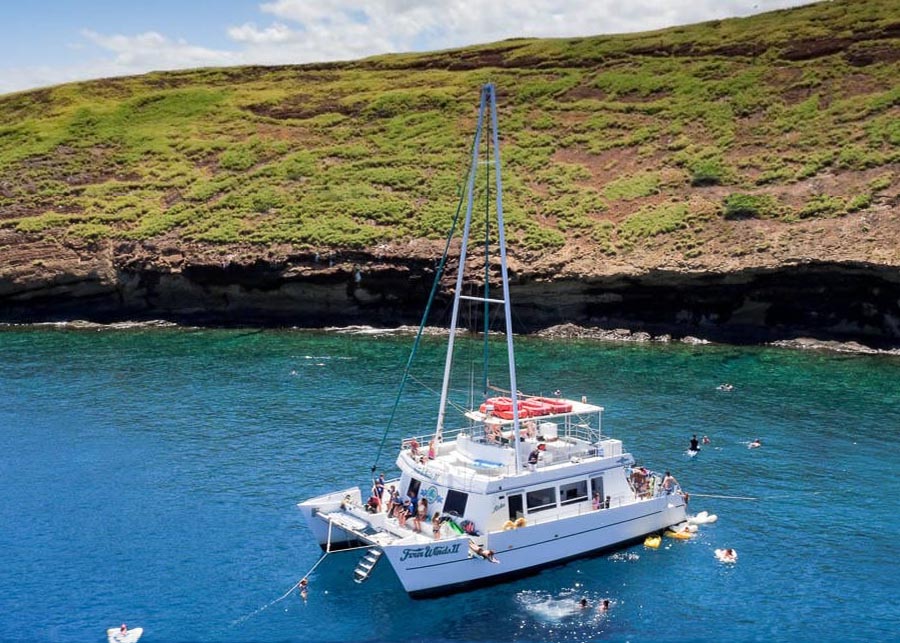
[559, 480, 588, 506]
[526, 487, 557, 513]
[443, 489, 469, 517]
[507, 493, 523, 521]
[406, 478, 422, 498]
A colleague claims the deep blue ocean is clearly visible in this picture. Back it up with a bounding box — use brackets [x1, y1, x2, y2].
[1, 325, 899, 643]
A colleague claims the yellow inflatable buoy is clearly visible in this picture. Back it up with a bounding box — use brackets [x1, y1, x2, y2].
[515, 517, 527, 528]
[664, 529, 693, 540]
[644, 535, 661, 549]
[503, 520, 516, 530]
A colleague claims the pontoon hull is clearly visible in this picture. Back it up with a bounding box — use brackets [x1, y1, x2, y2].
[381, 494, 686, 596]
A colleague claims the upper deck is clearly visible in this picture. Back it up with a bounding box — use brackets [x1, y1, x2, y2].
[395, 398, 629, 494]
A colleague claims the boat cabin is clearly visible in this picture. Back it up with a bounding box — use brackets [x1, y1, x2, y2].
[392, 398, 636, 536]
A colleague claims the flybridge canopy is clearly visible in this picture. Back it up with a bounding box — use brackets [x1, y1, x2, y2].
[465, 399, 605, 424]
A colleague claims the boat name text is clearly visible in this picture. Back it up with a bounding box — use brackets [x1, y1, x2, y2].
[399, 543, 462, 562]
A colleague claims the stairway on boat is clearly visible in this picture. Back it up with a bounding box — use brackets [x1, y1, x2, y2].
[353, 548, 383, 583]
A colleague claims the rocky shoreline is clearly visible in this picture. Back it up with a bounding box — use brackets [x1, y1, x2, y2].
[5, 319, 899, 357]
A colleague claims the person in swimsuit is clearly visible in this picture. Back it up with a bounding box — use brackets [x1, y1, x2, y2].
[432, 511, 442, 540]
[690, 434, 700, 451]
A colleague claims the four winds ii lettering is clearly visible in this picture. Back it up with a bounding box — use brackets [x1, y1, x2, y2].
[399, 543, 462, 562]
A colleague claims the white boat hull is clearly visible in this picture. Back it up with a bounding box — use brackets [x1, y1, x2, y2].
[381, 495, 685, 596]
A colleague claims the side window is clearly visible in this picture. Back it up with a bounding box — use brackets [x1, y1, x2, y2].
[406, 478, 422, 498]
[560, 480, 588, 505]
[443, 489, 469, 516]
[526, 487, 557, 513]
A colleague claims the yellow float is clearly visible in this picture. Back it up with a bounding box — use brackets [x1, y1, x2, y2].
[644, 535, 661, 548]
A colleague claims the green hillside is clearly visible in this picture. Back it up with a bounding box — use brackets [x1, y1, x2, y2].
[1, 0, 898, 257]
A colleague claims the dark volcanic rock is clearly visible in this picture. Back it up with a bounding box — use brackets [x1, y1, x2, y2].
[1, 231, 899, 349]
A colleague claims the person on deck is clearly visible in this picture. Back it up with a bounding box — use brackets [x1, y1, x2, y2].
[662, 471, 679, 494]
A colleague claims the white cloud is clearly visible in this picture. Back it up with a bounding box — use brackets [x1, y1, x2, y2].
[0, 0, 812, 95]
[227, 22, 297, 45]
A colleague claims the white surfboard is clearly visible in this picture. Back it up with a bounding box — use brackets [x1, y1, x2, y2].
[107, 626, 143, 643]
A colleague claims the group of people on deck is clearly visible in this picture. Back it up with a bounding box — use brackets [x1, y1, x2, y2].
[365, 473, 445, 538]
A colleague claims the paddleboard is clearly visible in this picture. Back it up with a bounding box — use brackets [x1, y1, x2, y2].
[715, 548, 737, 563]
[107, 627, 143, 643]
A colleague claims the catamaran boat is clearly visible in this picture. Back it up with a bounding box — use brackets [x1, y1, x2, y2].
[298, 83, 688, 597]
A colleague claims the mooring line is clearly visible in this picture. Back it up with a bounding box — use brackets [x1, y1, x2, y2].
[690, 493, 758, 501]
[229, 551, 329, 629]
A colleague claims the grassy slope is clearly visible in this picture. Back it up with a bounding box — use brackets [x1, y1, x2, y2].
[0, 0, 897, 261]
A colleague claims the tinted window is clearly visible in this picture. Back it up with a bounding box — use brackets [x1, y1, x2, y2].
[526, 487, 557, 513]
[443, 489, 468, 516]
[560, 480, 588, 505]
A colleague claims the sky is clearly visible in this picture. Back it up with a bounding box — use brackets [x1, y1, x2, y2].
[0, 0, 816, 96]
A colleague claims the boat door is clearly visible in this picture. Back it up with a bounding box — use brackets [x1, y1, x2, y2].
[507, 493, 523, 521]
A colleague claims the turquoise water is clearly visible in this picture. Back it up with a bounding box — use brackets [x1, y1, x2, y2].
[1, 326, 899, 642]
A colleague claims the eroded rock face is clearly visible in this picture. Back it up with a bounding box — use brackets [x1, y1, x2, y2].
[2, 231, 899, 348]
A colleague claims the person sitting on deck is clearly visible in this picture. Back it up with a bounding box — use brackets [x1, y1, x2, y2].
[398, 497, 412, 527]
[592, 492, 601, 510]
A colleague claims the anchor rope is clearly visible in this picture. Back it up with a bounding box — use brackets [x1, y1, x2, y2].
[228, 551, 329, 629]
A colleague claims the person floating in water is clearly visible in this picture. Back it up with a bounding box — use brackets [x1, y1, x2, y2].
[690, 434, 700, 452]
[598, 599, 610, 613]
[749, 438, 762, 449]
[298, 577, 309, 600]
[702, 435, 710, 445]
[120, 624, 128, 635]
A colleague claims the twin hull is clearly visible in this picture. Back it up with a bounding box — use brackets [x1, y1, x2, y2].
[301, 489, 686, 596]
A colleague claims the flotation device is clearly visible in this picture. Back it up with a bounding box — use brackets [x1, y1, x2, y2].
[503, 520, 516, 530]
[479, 397, 532, 419]
[688, 512, 718, 525]
[521, 399, 554, 416]
[715, 548, 738, 563]
[447, 520, 464, 535]
[535, 397, 573, 413]
[644, 535, 661, 548]
[664, 529, 693, 540]
[514, 517, 527, 528]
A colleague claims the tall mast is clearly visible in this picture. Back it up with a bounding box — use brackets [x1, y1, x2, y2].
[434, 83, 521, 473]
[488, 84, 522, 472]
[434, 86, 487, 440]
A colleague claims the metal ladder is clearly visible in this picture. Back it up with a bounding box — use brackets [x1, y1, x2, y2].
[353, 547, 383, 583]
